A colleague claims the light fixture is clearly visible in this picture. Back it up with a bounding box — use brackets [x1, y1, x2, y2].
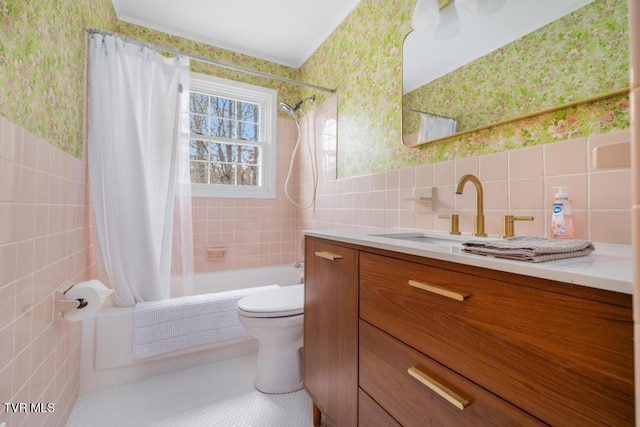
[412, 0, 440, 31]
[435, 1, 460, 39]
[410, 0, 509, 40]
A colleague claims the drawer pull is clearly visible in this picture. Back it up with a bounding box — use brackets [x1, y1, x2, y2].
[315, 251, 343, 261]
[407, 366, 470, 410]
[408, 280, 468, 302]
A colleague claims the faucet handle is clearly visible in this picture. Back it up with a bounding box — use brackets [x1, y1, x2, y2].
[438, 214, 461, 235]
[501, 215, 534, 238]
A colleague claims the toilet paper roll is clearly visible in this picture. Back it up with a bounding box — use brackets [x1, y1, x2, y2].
[62, 280, 114, 321]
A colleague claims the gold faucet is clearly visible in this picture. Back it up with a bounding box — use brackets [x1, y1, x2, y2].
[501, 215, 534, 238]
[438, 214, 461, 235]
[455, 174, 487, 237]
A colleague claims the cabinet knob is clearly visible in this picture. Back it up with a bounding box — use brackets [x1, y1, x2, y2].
[315, 251, 343, 261]
[407, 366, 471, 410]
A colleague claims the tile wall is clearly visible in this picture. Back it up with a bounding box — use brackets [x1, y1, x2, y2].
[190, 118, 301, 273]
[0, 114, 631, 425]
[0, 117, 93, 427]
[298, 129, 632, 246]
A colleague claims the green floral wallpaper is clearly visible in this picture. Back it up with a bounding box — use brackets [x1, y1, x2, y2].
[0, 0, 117, 156]
[404, 0, 628, 135]
[0, 0, 630, 170]
[299, 0, 414, 177]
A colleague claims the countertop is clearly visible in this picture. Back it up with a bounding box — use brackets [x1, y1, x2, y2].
[303, 228, 634, 295]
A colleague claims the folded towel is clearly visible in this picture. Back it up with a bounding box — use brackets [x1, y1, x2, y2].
[462, 236, 595, 263]
[133, 285, 280, 360]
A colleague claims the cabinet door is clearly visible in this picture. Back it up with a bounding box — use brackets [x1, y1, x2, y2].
[304, 237, 358, 427]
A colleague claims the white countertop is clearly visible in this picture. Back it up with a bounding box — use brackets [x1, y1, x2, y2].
[304, 228, 634, 295]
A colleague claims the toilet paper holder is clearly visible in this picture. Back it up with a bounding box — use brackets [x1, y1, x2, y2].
[53, 287, 88, 322]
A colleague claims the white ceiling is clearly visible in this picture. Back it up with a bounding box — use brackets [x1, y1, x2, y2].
[111, 0, 361, 68]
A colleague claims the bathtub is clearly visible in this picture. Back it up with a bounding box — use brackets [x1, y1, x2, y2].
[79, 264, 303, 393]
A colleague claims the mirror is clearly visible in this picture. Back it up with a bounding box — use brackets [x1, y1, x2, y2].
[402, 0, 628, 146]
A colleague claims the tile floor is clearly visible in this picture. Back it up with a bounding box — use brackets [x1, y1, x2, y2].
[66, 353, 316, 427]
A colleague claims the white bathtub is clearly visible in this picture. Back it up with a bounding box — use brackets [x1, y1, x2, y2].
[79, 264, 303, 394]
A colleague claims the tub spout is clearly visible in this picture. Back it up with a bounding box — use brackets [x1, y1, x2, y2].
[295, 261, 304, 284]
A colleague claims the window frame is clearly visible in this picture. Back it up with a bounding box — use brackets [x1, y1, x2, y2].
[188, 72, 277, 199]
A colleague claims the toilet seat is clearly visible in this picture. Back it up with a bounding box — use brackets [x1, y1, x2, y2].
[237, 284, 303, 318]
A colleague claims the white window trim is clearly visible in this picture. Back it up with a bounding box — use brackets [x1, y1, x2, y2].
[188, 72, 278, 199]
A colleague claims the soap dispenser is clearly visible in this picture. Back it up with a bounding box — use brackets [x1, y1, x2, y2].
[551, 186, 574, 239]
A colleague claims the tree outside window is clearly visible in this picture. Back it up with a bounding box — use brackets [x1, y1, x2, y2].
[189, 92, 261, 187]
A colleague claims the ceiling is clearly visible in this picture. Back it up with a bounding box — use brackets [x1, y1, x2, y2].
[111, 0, 361, 68]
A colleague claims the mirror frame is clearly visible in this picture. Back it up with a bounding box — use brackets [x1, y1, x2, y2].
[402, 86, 628, 147]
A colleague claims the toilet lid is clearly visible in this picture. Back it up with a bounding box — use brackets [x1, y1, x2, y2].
[237, 284, 304, 318]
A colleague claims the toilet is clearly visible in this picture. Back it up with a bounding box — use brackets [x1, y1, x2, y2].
[236, 284, 304, 394]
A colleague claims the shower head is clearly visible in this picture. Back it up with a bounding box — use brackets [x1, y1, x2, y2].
[280, 95, 316, 117]
[280, 102, 297, 117]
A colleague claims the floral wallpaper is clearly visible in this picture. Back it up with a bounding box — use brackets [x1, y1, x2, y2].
[299, 0, 414, 177]
[0, 0, 630, 169]
[0, 0, 117, 157]
[404, 0, 628, 135]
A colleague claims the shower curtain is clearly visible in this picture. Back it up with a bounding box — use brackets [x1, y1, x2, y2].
[418, 112, 457, 142]
[87, 34, 192, 306]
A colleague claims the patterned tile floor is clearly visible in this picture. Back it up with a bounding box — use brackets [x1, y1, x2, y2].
[66, 353, 316, 427]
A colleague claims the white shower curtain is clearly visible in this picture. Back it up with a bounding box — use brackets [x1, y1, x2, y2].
[87, 34, 192, 306]
[418, 113, 457, 142]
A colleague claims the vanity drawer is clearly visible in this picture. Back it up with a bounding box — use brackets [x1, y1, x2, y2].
[359, 252, 634, 426]
[359, 320, 545, 427]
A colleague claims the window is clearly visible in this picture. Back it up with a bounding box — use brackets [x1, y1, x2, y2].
[188, 72, 277, 198]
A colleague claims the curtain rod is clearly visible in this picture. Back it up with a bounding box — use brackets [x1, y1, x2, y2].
[403, 107, 456, 121]
[85, 28, 336, 93]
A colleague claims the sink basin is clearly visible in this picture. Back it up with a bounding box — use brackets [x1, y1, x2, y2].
[369, 232, 464, 244]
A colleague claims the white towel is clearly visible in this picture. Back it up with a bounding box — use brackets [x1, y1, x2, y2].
[133, 285, 280, 359]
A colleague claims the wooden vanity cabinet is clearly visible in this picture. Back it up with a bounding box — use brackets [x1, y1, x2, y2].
[304, 236, 634, 426]
[303, 237, 359, 427]
[360, 252, 634, 427]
